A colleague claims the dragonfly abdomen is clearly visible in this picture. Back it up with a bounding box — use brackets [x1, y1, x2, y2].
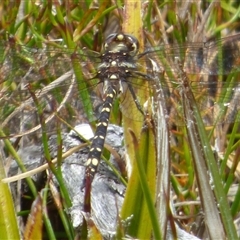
[85, 86, 117, 179]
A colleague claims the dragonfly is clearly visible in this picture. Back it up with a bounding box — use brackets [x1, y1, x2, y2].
[1, 32, 240, 211]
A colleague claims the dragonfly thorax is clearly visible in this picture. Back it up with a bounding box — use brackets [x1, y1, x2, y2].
[97, 33, 140, 95]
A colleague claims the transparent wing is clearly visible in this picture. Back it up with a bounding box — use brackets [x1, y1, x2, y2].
[1, 33, 240, 143]
[136, 33, 240, 127]
[140, 33, 240, 75]
[0, 40, 102, 142]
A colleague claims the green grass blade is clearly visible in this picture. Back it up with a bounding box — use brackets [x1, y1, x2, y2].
[0, 152, 20, 239]
[181, 69, 238, 239]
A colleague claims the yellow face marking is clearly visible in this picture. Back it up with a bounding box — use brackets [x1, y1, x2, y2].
[111, 61, 117, 66]
[91, 158, 99, 166]
[117, 34, 124, 41]
[132, 43, 137, 51]
[102, 107, 110, 112]
[99, 135, 104, 139]
[110, 74, 118, 79]
[86, 158, 92, 166]
[96, 147, 101, 152]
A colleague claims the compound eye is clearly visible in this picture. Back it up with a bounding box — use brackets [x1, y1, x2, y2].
[103, 33, 119, 51]
[103, 33, 140, 56]
[125, 35, 139, 56]
[105, 33, 118, 42]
